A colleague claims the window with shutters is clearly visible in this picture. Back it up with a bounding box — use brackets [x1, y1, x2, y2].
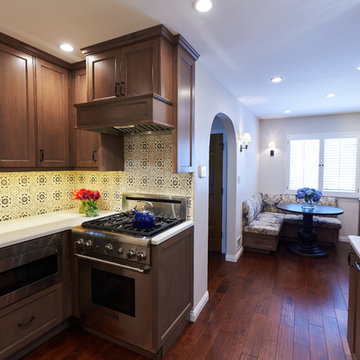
[287, 133, 359, 196]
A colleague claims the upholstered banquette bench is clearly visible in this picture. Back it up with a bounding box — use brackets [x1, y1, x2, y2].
[242, 193, 342, 253]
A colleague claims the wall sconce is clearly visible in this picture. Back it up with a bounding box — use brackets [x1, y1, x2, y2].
[268, 141, 277, 156]
[240, 132, 252, 152]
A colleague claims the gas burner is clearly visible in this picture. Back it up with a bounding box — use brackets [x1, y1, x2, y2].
[81, 212, 183, 237]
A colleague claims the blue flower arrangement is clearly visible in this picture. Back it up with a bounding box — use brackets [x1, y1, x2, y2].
[296, 187, 322, 203]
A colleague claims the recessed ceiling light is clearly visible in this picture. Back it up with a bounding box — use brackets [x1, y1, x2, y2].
[357, 66, 360, 71]
[193, 0, 213, 12]
[284, 109, 291, 114]
[325, 93, 336, 98]
[60, 43, 74, 52]
[271, 76, 283, 83]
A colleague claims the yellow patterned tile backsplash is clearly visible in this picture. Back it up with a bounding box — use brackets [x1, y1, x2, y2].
[0, 134, 193, 222]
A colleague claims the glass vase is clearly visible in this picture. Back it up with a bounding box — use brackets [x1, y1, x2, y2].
[79, 200, 87, 214]
[302, 199, 315, 210]
[85, 204, 99, 217]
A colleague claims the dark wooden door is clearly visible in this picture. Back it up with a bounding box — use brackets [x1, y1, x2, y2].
[87, 49, 121, 101]
[120, 40, 159, 97]
[36, 59, 70, 167]
[208, 134, 223, 252]
[72, 69, 99, 168]
[0, 44, 36, 167]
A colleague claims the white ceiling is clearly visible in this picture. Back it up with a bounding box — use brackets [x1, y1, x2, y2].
[1, 0, 360, 119]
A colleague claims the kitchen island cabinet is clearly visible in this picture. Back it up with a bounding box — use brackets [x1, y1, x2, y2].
[0, 44, 36, 168]
[348, 236, 360, 360]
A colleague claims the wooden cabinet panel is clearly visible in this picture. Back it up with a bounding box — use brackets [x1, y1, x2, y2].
[0, 44, 35, 167]
[87, 50, 120, 101]
[72, 68, 98, 168]
[173, 45, 195, 173]
[348, 251, 360, 359]
[36, 59, 69, 167]
[120, 40, 159, 97]
[0, 283, 62, 359]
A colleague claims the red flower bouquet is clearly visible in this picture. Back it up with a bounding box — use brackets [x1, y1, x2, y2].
[71, 189, 101, 217]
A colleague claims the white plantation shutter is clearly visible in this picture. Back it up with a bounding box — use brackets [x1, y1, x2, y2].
[323, 137, 358, 192]
[288, 139, 320, 190]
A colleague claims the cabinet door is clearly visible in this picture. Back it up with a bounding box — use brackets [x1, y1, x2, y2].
[36, 59, 70, 167]
[120, 40, 159, 97]
[173, 45, 195, 173]
[0, 44, 36, 167]
[87, 50, 121, 101]
[73, 69, 99, 168]
[354, 257, 360, 359]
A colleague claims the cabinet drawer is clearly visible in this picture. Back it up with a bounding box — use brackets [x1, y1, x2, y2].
[244, 234, 278, 251]
[0, 283, 62, 359]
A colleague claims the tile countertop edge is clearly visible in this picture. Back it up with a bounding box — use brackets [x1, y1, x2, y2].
[151, 221, 194, 245]
[348, 235, 360, 259]
[0, 210, 116, 249]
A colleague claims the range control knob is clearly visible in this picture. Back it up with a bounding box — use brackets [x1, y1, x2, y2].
[118, 247, 123, 255]
[127, 248, 137, 258]
[104, 243, 113, 254]
[74, 239, 84, 250]
[85, 240, 93, 250]
[137, 251, 146, 261]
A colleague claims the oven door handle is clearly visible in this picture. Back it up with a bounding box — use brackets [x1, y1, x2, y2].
[75, 254, 151, 274]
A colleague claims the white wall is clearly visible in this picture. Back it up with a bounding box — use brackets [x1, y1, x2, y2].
[258, 112, 360, 240]
[192, 62, 259, 317]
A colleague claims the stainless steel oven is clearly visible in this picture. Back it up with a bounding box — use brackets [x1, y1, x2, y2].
[76, 255, 154, 352]
[72, 193, 187, 357]
[0, 233, 63, 309]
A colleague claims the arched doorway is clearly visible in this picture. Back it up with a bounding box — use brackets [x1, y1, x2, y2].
[208, 113, 238, 259]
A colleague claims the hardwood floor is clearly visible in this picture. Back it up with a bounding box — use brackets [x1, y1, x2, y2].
[22, 242, 352, 360]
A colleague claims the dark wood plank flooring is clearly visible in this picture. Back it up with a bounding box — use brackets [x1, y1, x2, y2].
[22, 242, 352, 360]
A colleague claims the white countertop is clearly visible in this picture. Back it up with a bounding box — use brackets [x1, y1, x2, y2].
[348, 235, 360, 259]
[0, 209, 116, 248]
[151, 221, 194, 245]
[0, 210, 194, 248]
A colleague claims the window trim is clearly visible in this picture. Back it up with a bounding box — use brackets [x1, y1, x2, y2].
[286, 132, 360, 198]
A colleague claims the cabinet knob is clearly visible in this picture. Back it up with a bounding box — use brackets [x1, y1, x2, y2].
[40, 149, 44, 162]
[92, 150, 97, 162]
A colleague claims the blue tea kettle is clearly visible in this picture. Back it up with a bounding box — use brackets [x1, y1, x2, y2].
[132, 201, 156, 228]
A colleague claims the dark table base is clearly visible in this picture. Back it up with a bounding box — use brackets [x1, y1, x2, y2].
[288, 223, 328, 257]
[288, 242, 328, 257]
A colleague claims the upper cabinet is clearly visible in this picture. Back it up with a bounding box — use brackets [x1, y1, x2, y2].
[79, 25, 199, 173]
[87, 49, 120, 101]
[84, 33, 173, 103]
[36, 59, 70, 167]
[0, 44, 36, 168]
[72, 68, 98, 168]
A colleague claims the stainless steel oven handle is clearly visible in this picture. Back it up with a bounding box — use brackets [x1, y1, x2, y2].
[75, 254, 150, 274]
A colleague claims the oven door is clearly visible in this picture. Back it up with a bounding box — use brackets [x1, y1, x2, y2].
[76, 256, 154, 353]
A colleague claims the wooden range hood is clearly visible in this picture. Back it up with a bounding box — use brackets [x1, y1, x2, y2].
[75, 93, 173, 135]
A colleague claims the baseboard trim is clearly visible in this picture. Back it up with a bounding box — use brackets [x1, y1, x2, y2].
[190, 291, 209, 322]
[225, 246, 243, 263]
[339, 235, 349, 242]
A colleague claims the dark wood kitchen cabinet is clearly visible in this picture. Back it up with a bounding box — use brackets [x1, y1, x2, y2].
[173, 41, 196, 173]
[85, 35, 172, 102]
[72, 68, 98, 168]
[36, 59, 70, 167]
[71, 68, 124, 170]
[0, 44, 36, 168]
[348, 249, 360, 360]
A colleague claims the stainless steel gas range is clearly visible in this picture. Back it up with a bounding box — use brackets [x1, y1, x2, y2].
[71, 194, 193, 359]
